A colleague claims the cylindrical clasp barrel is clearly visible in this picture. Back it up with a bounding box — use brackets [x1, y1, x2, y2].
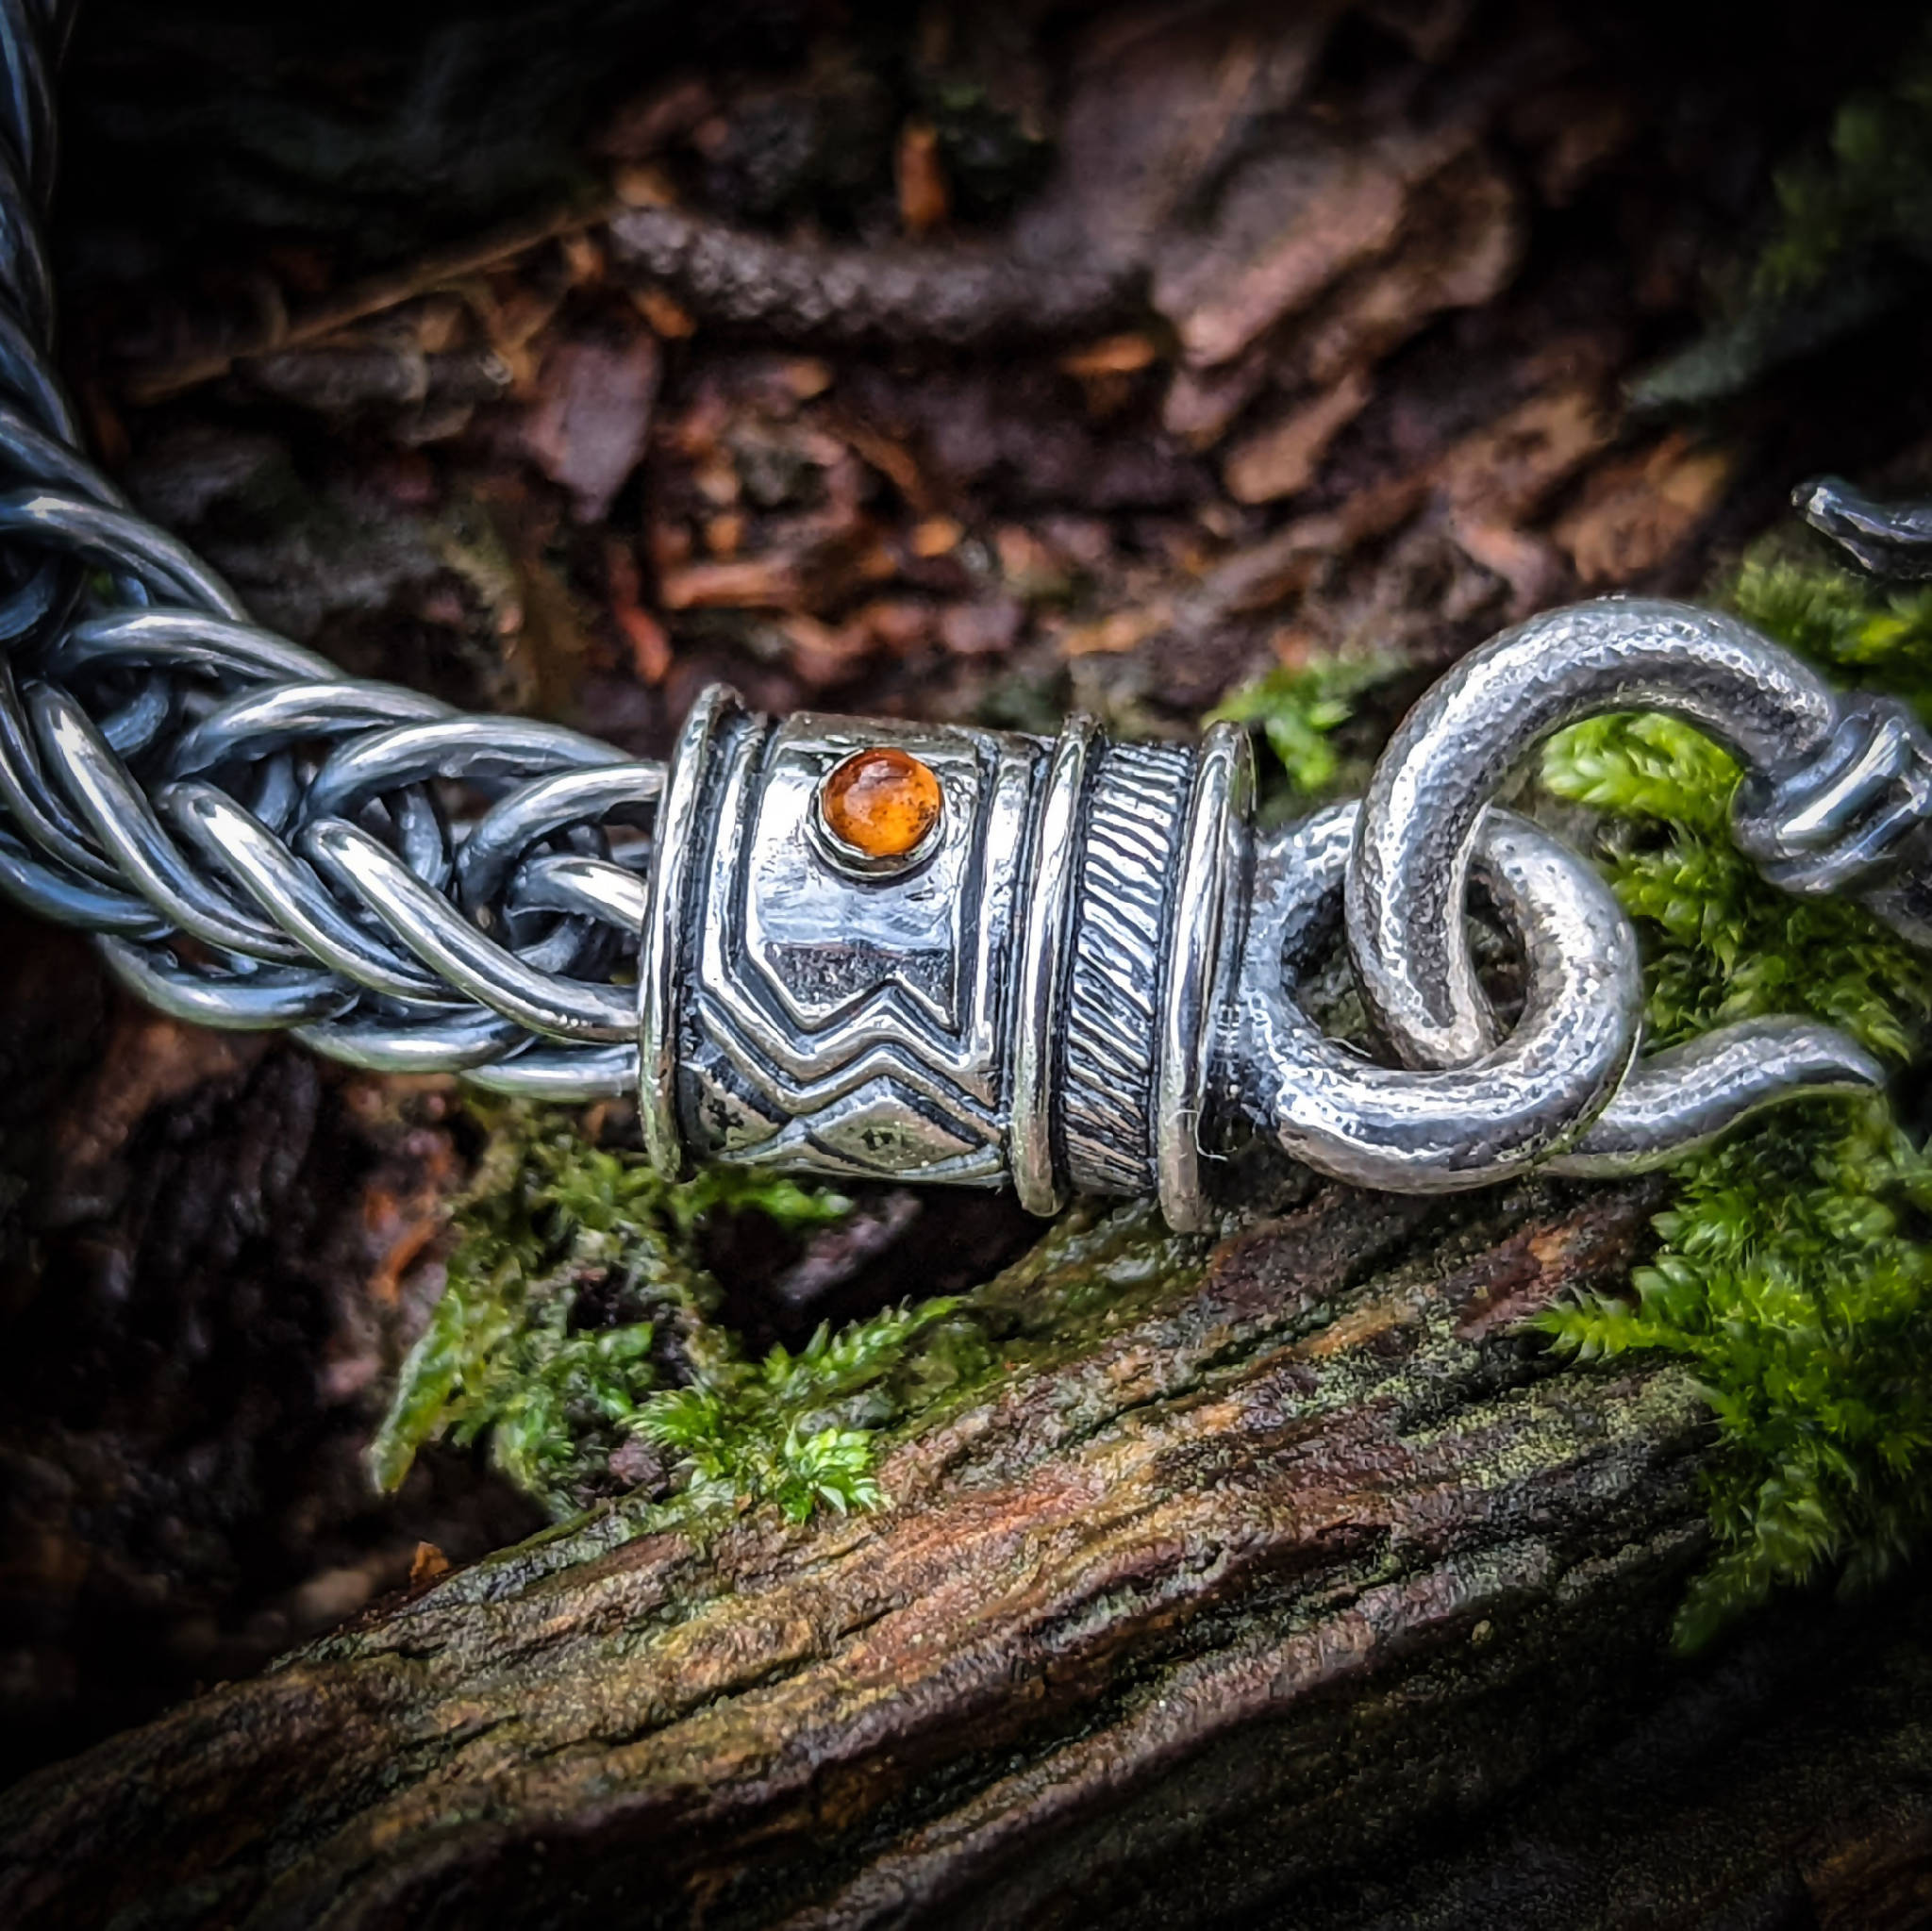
[636, 686, 1253, 1230]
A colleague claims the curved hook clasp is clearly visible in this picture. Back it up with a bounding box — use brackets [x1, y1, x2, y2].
[1227, 802, 1881, 1194]
[1229, 804, 1639, 1191]
[1223, 588, 1905, 1195]
[1794, 474, 1932, 580]
[1347, 594, 1932, 1072]
[1345, 597, 1844, 1070]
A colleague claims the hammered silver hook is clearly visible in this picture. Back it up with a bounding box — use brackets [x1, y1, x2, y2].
[1328, 595, 1899, 1186]
[1346, 597, 1845, 1070]
[1225, 798, 1880, 1191]
[1229, 803, 1643, 1191]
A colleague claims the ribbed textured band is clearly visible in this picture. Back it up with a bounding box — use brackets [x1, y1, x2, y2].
[1058, 739, 1192, 1197]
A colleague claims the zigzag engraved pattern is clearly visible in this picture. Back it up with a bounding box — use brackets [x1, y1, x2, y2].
[696, 987, 996, 1135]
[681, 723, 1038, 1184]
[1061, 741, 1191, 1195]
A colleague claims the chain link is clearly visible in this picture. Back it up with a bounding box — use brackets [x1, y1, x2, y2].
[0, 0, 663, 1100]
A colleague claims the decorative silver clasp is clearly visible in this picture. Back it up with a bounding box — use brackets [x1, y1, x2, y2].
[637, 688, 1251, 1231]
[1266, 594, 1897, 1196]
[637, 582, 1931, 1228]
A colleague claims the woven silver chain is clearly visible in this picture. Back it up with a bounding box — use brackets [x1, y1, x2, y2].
[0, 0, 661, 1101]
[7, 0, 1932, 1222]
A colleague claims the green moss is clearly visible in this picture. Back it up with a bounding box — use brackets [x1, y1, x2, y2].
[371, 1102, 1200, 1535]
[1749, 53, 1932, 308]
[1540, 551, 1932, 1647]
[1630, 24, 1932, 408]
[633, 1300, 984, 1523]
[1543, 711, 1930, 1059]
[1553, 1103, 1932, 1650]
[1208, 656, 1400, 803]
[1730, 548, 1932, 719]
[370, 1107, 854, 1518]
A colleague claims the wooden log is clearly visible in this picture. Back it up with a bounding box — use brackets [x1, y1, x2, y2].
[0, 916, 541, 1784]
[4, 1176, 1735, 1928]
[7, 982, 1932, 1929]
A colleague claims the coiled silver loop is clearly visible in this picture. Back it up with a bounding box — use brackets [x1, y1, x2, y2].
[1307, 595, 1902, 1194]
[1235, 803, 1645, 1191]
[1346, 598, 1844, 1072]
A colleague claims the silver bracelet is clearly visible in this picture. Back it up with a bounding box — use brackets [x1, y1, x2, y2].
[0, 1, 1924, 1229]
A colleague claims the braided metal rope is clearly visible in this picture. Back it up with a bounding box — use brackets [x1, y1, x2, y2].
[0, 0, 662, 1099]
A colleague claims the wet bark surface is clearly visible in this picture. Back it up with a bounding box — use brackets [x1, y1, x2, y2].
[7, 0, 1932, 1922]
[7, 1180, 1713, 1928]
[8, 1154, 1932, 1926]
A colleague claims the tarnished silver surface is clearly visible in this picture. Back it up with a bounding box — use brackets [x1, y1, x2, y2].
[1227, 804, 1879, 1193]
[672, 698, 1037, 1188]
[1229, 803, 1643, 1191]
[1350, 593, 1932, 1074]
[0, 0, 1918, 1224]
[637, 685, 734, 1172]
[1546, 1018, 1885, 1179]
[1058, 739, 1194, 1198]
[1156, 722, 1253, 1230]
[1795, 475, 1932, 579]
[1008, 715, 1094, 1217]
[635, 694, 1253, 1216]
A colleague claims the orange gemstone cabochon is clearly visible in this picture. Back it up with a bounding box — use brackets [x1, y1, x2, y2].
[820, 746, 943, 859]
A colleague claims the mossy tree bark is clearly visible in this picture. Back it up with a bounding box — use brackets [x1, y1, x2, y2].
[0, 1177, 1834, 1929]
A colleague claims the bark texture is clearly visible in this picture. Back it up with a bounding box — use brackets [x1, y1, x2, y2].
[0, 914, 543, 1784]
[5, 1181, 1725, 1928]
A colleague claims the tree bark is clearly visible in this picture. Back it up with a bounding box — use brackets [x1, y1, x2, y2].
[8, 1032, 1932, 1929]
[6, 1179, 1726, 1929]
